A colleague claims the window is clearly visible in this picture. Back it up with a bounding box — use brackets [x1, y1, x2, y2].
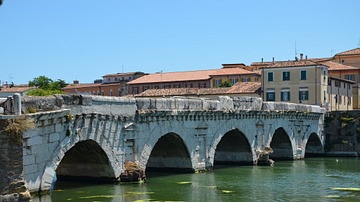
[268, 72, 274, 82]
[133, 87, 138, 94]
[215, 79, 221, 87]
[335, 80, 340, 87]
[266, 89, 275, 101]
[143, 86, 149, 91]
[232, 78, 237, 85]
[186, 83, 193, 88]
[339, 95, 342, 104]
[345, 74, 354, 81]
[324, 90, 326, 101]
[299, 87, 309, 101]
[348, 97, 352, 105]
[242, 78, 250, 82]
[281, 88, 290, 101]
[283, 71, 290, 81]
[328, 79, 331, 85]
[129, 77, 132, 80]
[155, 85, 160, 89]
[164, 84, 171, 89]
[174, 84, 180, 88]
[110, 90, 113, 96]
[300, 70, 307, 80]
[115, 78, 118, 81]
[200, 83, 206, 88]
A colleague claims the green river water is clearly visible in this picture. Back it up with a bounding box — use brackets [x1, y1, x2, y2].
[33, 157, 360, 202]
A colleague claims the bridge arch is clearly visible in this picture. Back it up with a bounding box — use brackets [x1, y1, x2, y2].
[145, 132, 193, 172]
[39, 133, 121, 191]
[269, 127, 294, 160]
[305, 132, 324, 157]
[212, 128, 254, 166]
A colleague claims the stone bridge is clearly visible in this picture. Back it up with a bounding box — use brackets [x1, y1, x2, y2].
[7, 95, 325, 193]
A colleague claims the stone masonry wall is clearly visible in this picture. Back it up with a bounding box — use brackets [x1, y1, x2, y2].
[0, 118, 29, 201]
[324, 110, 360, 156]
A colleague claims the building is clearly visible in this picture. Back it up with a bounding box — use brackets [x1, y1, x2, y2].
[261, 60, 328, 107]
[332, 48, 360, 68]
[62, 72, 146, 96]
[127, 69, 217, 95]
[127, 67, 261, 95]
[210, 66, 260, 87]
[135, 82, 261, 99]
[0, 84, 34, 98]
[319, 61, 360, 109]
[327, 76, 354, 111]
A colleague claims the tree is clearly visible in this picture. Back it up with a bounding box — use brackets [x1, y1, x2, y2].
[27, 76, 67, 96]
[219, 79, 232, 88]
[0, 0, 3, 6]
[28, 76, 53, 90]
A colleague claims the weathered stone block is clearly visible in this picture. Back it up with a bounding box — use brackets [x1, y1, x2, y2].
[23, 154, 35, 166]
[27, 136, 43, 146]
[49, 133, 60, 143]
[24, 164, 37, 174]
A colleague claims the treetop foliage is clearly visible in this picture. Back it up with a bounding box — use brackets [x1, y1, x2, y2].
[27, 76, 67, 96]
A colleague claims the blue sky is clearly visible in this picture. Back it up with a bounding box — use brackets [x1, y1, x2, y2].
[1, 1, 360, 85]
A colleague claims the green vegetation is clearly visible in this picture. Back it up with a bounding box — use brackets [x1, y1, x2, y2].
[219, 79, 232, 87]
[27, 76, 67, 96]
[3, 118, 36, 143]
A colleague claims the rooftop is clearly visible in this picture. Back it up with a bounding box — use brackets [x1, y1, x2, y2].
[320, 61, 360, 71]
[335, 48, 360, 56]
[135, 82, 261, 97]
[127, 69, 218, 85]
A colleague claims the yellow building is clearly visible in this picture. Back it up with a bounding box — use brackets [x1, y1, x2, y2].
[261, 60, 328, 107]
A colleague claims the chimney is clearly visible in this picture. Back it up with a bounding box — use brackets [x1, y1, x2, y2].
[261, 58, 263, 63]
[300, 53, 303, 61]
[272, 57, 275, 63]
[73, 80, 79, 84]
[305, 55, 308, 60]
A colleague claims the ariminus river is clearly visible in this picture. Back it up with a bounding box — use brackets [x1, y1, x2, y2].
[33, 157, 360, 202]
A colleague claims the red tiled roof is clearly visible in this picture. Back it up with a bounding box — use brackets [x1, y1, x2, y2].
[320, 61, 360, 71]
[62, 83, 120, 90]
[135, 82, 261, 97]
[335, 48, 360, 56]
[0, 86, 34, 93]
[209, 67, 259, 76]
[227, 82, 261, 94]
[266, 60, 318, 68]
[127, 69, 217, 85]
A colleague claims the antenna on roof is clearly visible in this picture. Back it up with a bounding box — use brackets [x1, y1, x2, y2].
[294, 41, 299, 60]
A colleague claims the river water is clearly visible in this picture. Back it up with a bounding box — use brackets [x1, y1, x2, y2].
[33, 157, 360, 202]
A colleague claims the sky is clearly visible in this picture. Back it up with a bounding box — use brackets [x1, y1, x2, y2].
[1, 1, 360, 85]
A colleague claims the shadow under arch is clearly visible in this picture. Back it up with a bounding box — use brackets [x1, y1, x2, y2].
[214, 129, 253, 166]
[146, 132, 193, 173]
[305, 132, 324, 157]
[56, 140, 116, 182]
[270, 127, 293, 160]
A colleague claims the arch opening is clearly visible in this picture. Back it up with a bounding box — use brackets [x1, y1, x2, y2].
[305, 133, 324, 157]
[270, 128, 293, 160]
[56, 140, 116, 183]
[146, 133, 193, 173]
[214, 129, 253, 166]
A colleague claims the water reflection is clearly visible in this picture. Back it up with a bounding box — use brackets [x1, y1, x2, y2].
[33, 158, 360, 202]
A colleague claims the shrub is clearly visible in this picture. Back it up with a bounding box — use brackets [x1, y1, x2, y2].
[3, 118, 35, 143]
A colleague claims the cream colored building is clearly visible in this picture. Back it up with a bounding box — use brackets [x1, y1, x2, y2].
[327, 76, 354, 111]
[261, 60, 328, 107]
